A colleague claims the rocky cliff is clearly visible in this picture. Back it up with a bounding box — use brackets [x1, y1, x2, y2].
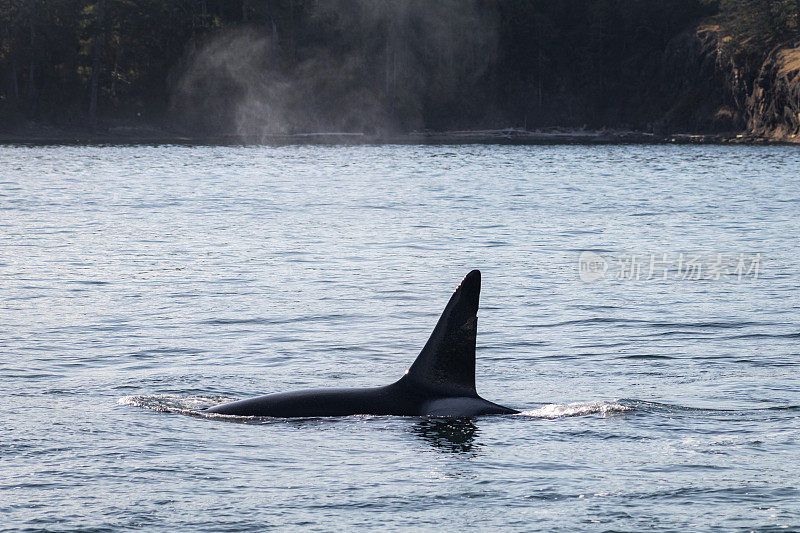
[746, 46, 800, 141]
[660, 26, 800, 143]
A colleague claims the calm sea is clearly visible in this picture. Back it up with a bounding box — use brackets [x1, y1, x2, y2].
[1, 144, 798, 531]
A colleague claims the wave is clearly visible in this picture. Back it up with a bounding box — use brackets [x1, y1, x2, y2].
[199, 313, 359, 326]
[528, 318, 780, 330]
[725, 332, 800, 340]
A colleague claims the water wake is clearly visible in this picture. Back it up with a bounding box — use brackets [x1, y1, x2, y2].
[518, 401, 633, 418]
[118, 394, 237, 415]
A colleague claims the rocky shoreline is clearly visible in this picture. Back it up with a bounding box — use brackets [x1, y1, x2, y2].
[0, 125, 795, 146]
[658, 26, 800, 144]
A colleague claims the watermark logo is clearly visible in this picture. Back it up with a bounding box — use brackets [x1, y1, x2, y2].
[578, 251, 609, 282]
[577, 252, 762, 282]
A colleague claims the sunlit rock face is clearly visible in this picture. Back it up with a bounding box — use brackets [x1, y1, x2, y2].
[746, 46, 800, 142]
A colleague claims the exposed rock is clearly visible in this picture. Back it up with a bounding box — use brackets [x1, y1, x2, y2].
[746, 46, 800, 142]
[656, 25, 800, 143]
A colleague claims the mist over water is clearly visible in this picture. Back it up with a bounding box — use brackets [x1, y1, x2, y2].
[2, 144, 799, 531]
[174, 1, 497, 137]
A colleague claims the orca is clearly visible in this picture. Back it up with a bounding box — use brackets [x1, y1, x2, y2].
[205, 270, 518, 417]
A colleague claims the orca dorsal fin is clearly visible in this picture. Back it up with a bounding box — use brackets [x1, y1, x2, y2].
[402, 270, 480, 397]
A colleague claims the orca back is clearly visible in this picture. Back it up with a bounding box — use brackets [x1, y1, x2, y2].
[204, 269, 518, 417]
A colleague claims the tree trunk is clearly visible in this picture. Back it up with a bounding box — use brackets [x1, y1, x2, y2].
[288, 0, 295, 59]
[10, 62, 20, 103]
[28, 22, 37, 115]
[89, 0, 106, 129]
[9, 39, 20, 105]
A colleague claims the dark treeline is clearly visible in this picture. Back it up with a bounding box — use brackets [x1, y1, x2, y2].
[1, 0, 798, 136]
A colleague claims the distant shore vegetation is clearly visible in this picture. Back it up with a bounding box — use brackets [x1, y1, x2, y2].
[1, 0, 798, 139]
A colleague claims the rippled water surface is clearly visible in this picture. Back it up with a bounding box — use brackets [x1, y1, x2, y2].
[2, 144, 799, 531]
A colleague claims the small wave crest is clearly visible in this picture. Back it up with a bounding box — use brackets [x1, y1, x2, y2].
[518, 401, 633, 418]
[118, 394, 237, 415]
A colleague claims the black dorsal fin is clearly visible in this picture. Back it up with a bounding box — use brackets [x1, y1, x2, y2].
[401, 270, 481, 397]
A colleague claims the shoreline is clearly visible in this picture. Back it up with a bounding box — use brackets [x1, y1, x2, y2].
[0, 127, 795, 146]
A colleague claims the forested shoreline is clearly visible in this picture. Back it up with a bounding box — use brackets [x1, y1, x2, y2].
[2, 0, 799, 141]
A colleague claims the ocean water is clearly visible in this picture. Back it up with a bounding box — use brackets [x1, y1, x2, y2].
[1, 144, 798, 531]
